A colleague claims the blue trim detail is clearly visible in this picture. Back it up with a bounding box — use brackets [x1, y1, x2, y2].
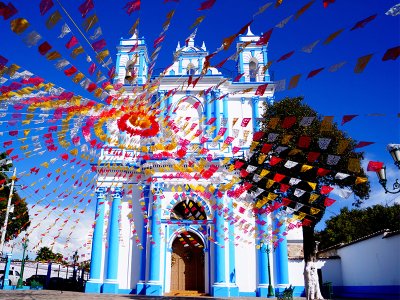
[252, 96, 260, 131]
[139, 185, 150, 282]
[2, 253, 12, 288]
[335, 285, 400, 299]
[239, 291, 257, 297]
[117, 288, 136, 294]
[148, 184, 163, 283]
[88, 188, 106, 282]
[213, 195, 226, 285]
[222, 94, 229, 139]
[205, 93, 212, 133]
[85, 281, 102, 293]
[213, 89, 221, 139]
[102, 282, 119, 294]
[105, 188, 121, 282]
[273, 212, 289, 285]
[257, 214, 270, 286]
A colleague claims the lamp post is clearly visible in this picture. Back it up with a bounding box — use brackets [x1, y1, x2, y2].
[16, 235, 29, 288]
[376, 144, 400, 194]
[72, 250, 78, 281]
[261, 241, 275, 297]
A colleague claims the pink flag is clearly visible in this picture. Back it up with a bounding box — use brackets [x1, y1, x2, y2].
[92, 39, 106, 51]
[355, 141, 374, 148]
[79, 0, 94, 18]
[40, 0, 54, 16]
[124, 0, 140, 15]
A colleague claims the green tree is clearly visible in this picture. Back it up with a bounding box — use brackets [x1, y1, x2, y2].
[35, 246, 65, 263]
[240, 97, 370, 299]
[316, 204, 400, 250]
[0, 152, 30, 243]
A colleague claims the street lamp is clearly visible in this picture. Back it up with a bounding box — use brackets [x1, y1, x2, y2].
[260, 241, 275, 297]
[72, 250, 78, 281]
[376, 144, 400, 194]
[16, 235, 29, 288]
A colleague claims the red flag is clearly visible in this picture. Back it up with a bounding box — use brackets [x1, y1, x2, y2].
[282, 116, 296, 129]
[261, 143, 272, 153]
[298, 136, 311, 148]
[321, 185, 333, 194]
[64, 66, 77, 76]
[65, 36, 78, 49]
[153, 35, 165, 48]
[350, 14, 377, 31]
[273, 173, 285, 182]
[323, 0, 335, 8]
[324, 197, 336, 207]
[79, 0, 94, 18]
[355, 141, 374, 148]
[307, 67, 324, 79]
[382, 46, 400, 61]
[198, 0, 216, 11]
[341, 114, 358, 125]
[256, 28, 273, 46]
[38, 42, 52, 55]
[317, 168, 330, 176]
[255, 83, 269, 96]
[367, 161, 383, 172]
[40, 0, 54, 16]
[253, 131, 264, 141]
[0, 2, 17, 20]
[270, 156, 282, 166]
[277, 50, 295, 62]
[124, 0, 141, 15]
[307, 152, 320, 162]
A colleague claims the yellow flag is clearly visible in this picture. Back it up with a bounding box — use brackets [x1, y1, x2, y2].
[281, 135, 293, 144]
[323, 29, 344, 45]
[266, 179, 275, 189]
[320, 116, 334, 132]
[337, 139, 349, 154]
[268, 117, 280, 129]
[310, 207, 320, 215]
[72, 73, 85, 83]
[307, 182, 316, 190]
[301, 164, 313, 172]
[355, 177, 367, 185]
[11, 18, 30, 34]
[267, 192, 278, 201]
[258, 154, 267, 164]
[129, 18, 140, 35]
[250, 141, 259, 152]
[46, 51, 61, 60]
[46, 11, 62, 29]
[309, 194, 319, 203]
[71, 46, 84, 59]
[83, 14, 98, 32]
[190, 15, 206, 29]
[348, 158, 361, 173]
[260, 169, 270, 178]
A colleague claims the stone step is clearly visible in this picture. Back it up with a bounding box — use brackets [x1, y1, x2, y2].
[165, 290, 208, 297]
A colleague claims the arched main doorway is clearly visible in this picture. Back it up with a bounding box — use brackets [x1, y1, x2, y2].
[169, 199, 207, 293]
[170, 231, 205, 292]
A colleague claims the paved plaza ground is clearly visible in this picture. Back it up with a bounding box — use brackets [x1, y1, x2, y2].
[0, 290, 314, 300]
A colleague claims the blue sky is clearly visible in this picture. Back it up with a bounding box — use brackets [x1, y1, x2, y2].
[0, 0, 399, 258]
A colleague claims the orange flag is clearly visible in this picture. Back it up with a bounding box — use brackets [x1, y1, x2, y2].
[294, 0, 315, 20]
[288, 74, 301, 89]
[354, 54, 373, 73]
[322, 29, 344, 45]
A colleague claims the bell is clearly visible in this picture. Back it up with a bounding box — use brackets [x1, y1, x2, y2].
[125, 70, 133, 80]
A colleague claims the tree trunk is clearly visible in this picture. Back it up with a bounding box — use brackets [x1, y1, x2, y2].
[303, 224, 324, 300]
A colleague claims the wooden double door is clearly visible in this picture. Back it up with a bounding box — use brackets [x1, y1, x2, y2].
[170, 234, 205, 292]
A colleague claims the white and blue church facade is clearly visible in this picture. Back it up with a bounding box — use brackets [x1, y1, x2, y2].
[85, 28, 305, 296]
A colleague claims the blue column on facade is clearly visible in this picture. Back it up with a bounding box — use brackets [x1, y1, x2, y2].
[178, 57, 183, 74]
[222, 94, 229, 141]
[103, 187, 122, 294]
[228, 198, 239, 296]
[145, 182, 163, 296]
[138, 51, 144, 84]
[136, 184, 150, 294]
[213, 89, 221, 139]
[2, 253, 12, 289]
[262, 45, 270, 81]
[158, 90, 166, 113]
[238, 52, 245, 82]
[273, 211, 289, 293]
[212, 193, 229, 296]
[85, 187, 106, 293]
[256, 213, 273, 297]
[205, 92, 212, 137]
[252, 96, 260, 132]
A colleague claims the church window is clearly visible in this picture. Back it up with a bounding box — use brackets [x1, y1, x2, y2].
[249, 59, 258, 82]
[186, 63, 196, 75]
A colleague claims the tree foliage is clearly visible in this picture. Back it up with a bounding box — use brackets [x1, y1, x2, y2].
[0, 152, 30, 241]
[239, 97, 370, 260]
[35, 246, 66, 264]
[316, 204, 400, 250]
